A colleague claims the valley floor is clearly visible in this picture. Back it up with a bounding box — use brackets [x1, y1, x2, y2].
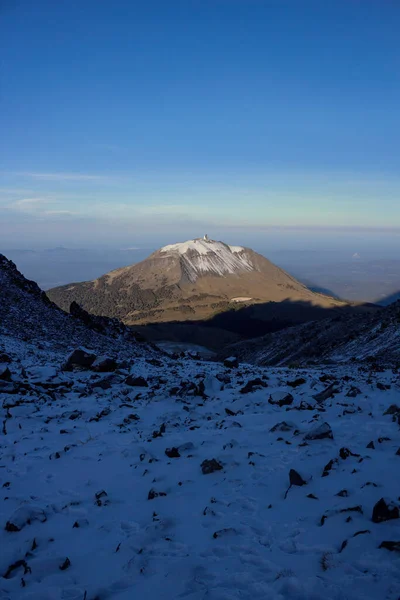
[1, 341, 399, 600]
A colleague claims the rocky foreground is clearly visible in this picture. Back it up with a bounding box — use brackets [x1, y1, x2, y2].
[1, 339, 399, 600]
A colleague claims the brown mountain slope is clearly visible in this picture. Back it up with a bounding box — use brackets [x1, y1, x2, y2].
[47, 237, 347, 325]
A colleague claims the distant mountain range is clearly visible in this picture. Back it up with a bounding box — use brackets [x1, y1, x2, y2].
[47, 237, 347, 332]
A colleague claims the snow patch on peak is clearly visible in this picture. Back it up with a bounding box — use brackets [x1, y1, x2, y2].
[160, 238, 244, 256]
[160, 238, 253, 281]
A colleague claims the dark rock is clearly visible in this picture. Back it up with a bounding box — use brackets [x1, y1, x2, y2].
[148, 489, 167, 500]
[152, 423, 166, 438]
[377, 382, 390, 391]
[379, 541, 400, 552]
[0, 353, 12, 363]
[366, 441, 375, 449]
[95, 490, 108, 506]
[3, 559, 30, 579]
[268, 392, 293, 407]
[59, 557, 71, 571]
[91, 377, 113, 390]
[240, 378, 267, 394]
[307, 494, 318, 500]
[125, 375, 148, 387]
[339, 447, 360, 460]
[321, 506, 363, 526]
[212, 528, 237, 539]
[289, 469, 307, 487]
[372, 498, 399, 523]
[270, 421, 295, 433]
[336, 489, 349, 497]
[92, 357, 118, 372]
[223, 356, 239, 369]
[0, 364, 12, 381]
[286, 377, 306, 388]
[346, 386, 361, 398]
[313, 383, 339, 403]
[201, 458, 223, 475]
[322, 458, 338, 477]
[396, 448, 400, 456]
[64, 348, 96, 371]
[383, 404, 400, 416]
[165, 447, 180, 458]
[304, 422, 333, 441]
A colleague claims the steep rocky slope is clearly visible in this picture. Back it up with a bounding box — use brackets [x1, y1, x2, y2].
[0, 253, 158, 360]
[47, 238, 346, 326]
[223, 300, 400, 367]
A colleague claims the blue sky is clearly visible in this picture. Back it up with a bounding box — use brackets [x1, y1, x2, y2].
[1, 0, 400, 247]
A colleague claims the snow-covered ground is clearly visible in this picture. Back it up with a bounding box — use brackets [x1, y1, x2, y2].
[1, 338, 399, 600]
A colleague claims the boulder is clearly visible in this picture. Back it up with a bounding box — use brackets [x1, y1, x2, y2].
[268, 391, 294, 407]
[289, 469, 307, 487]
[125, 375, 148, 387]
[201, 458, 223, 475]
[224, 356, 239, 369]
[91, 357, 118, 372]
[5, 505, 47, 532]
[64, 348, 96, 371]
[379, 541, 400, 552]
[304, 422, 333, 441]
[240, 378, 267, 394]
[372, 498, 399, 523]
[0, 364, 11, 381]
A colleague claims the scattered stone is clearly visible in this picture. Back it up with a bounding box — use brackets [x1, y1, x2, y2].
[5, 505, 46, 532]
[372, 498, 399, 523]
[201, 459, 223, 475]
[377, 382, 390, 391]
[307, 493, 318, 500]
[339, 447, 360, 460]
[322, 458, 338, 477]
[148, 489, 167, 500]
[165, 447, 180, 458]
[379, 541, 400, 552]
[286, 377, 306, 388]
[346, 386, 361, 398]
[353, 529, 370, 537]
[313, 383, 339, 403]
[3, 559, 30, 579]
[366, 441, 375, 450]
[64, 348, 96, 371]
[125, 375, 148, 387]
[321, 506, 363, 526]
[289, 469, 307, 487]
[152, 423, 166, 438]
[270, 421, 296, 433]
[0, 364, 12, 381]
[268, 391, 294, 407]
[383, 404, 400, 416]
[91, 357, 118, 372]
[336, 489, 349, 497]
[304, 422, 333, 441]
[224, 356, 238, 369]
[95, 490, 109, 506]
[240, 378, 267, 394]
[59, 557, 71, 571]
[212, 528, 237, 539]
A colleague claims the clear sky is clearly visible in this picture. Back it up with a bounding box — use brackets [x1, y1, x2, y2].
[1, 0, 400, 247]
